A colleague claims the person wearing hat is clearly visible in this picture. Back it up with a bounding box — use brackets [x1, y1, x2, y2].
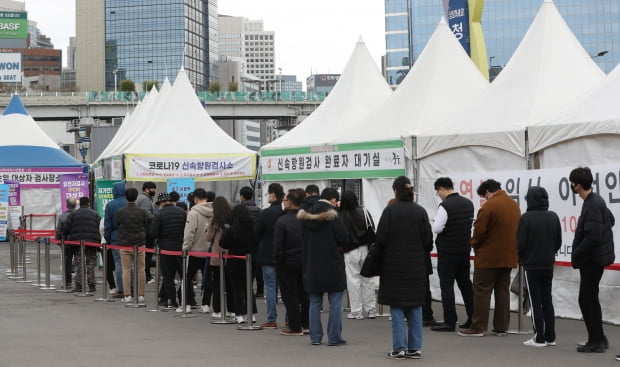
[151, 192, 187, 309]
[182, 188, 214, 313]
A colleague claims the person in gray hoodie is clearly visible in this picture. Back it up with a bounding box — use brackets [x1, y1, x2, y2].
[517, 186, 562, 348]
[182, 188, 214, 313]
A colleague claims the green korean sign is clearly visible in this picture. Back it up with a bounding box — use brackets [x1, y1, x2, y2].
[95, 180, 123, 217]
[0, 12, 27, 39]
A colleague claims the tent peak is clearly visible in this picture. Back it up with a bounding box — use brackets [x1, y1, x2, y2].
[357, 35, 364, 43]
[3, 95, 29, 116]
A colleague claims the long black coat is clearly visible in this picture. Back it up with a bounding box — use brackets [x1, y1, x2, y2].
[150, 204, 187, 251]
[64, 206, 101, 244]
[572, 191, 615, 268]
[255, 200, 283, 265]
[298, 201, 348, 293]
[376, 201, 432, 308]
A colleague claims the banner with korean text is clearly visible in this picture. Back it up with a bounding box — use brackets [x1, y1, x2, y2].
[5, 180, 20, 230]
[0, 167, 84, 188]
[261, 140, 406, 181]
[59, 174, 89, 213]
[167, 178, 195, 204]
[446, 163, 620, 266]
[125, 154, 255, 182]
[95, 180, 122, 217]
[0, 184, 9, 240]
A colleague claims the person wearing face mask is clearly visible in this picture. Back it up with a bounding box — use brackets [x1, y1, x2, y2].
[136, 182, 157, 284]
[459, 179, 520, 337]
[254, 183, 284, 328]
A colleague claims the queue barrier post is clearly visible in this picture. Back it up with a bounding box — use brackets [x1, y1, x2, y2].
[176, 251, 196, 318]
[31, 237, 44, 287]
[40, 237, 56, 290]
[237, 253, 262, 331]
[508, 265, 532, 335]
[147, 246, 166, 312]
[56, 239, 73, 293]
[125, 245, 146, 308]
[74, 240, 92, 297]
[15, 235, 33, 283]
[95, 242, 114, 302]
[212, 252, 234, 324]
[6, 231, 18, 277]
[374, 289, 390, 317]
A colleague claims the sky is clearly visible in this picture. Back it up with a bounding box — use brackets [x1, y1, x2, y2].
[20, 0, 386, 82]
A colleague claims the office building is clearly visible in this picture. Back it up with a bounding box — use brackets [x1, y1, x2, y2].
[276, 74, 302, 92]
[385, 0, 620, 86]
[77, 0, 218, 92]
[306, 74, 340, 94]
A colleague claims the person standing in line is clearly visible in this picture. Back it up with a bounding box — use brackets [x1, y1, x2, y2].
[205, 196, 234, 318]
[136, 181, 156, 284]
[517, 186, 562, 347]
[220, 204, 258, 323]
[298, 187, 348, 346]
[377, 176, 432, 360]
[238, 186, 262, 297]
[340, 190, 377, 320]
[150, 192, 187, 310]
[63, 197, 101, 294]
[56, 196, 77, 290]
[430, 177, 475, 332]
[273, 188, 309, 336]
[116, 188, 147, 303]
[569, 167, 615, 353]
[300, 184, 320, 211]
[170, 190, 188, 211]
[104, 182, 128, 298]
[255, 183, 284, 328]
[459, 179, 520, 337]
[182, 188, 213, 314]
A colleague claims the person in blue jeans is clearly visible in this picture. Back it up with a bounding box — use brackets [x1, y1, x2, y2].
[298, 187, 348, 346]
[375, 176, 433, 360]
[103, 182, 128, 298]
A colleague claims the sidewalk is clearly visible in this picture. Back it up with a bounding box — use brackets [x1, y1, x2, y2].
[1, 242, 619, 367]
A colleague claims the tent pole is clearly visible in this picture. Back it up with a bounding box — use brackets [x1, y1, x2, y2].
[411, 136, 420, 204]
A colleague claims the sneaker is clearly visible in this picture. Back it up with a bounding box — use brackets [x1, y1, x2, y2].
[176, 305, 192, 313]
[235, 315, 247, 324]
[368, 311, 377, 319]
[137, 296, 145, 303]
[302, 328, 310, 335]
[347, 313, 364, 320]
[311, 341, 321, 346]
[577, 342, 606, 353]
[458, 329, 484, 337]
[261, 322, 278, 329]
[147, 279, 155, 285]
[108, 288, 117, 295]
[577, 338, 608, 349]
[211, 312, 221, 318]
[405, 350, 422, 359]
[491, 329, 507, 336]
[523, 338, 547, 347]
[280, 328, 304, 336]
[226, 312, 235, 317]
[327, 339, 347, 346]
[386, 351, 406, 360]
[121, 296, 133, 303]
[431, 323, 455, 332]
[200, 305, 210, 314]
[546, 340, 557, 346]
[615, 355, 620, 361]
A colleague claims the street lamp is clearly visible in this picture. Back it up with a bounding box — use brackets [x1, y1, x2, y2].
[113, 69, 118, 95]
[77, 127, 90, 164]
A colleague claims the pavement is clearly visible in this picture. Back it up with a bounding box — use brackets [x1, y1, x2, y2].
[2, 241, 620, 367]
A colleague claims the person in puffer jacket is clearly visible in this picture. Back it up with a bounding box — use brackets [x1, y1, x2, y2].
[517, 186, 561, 348]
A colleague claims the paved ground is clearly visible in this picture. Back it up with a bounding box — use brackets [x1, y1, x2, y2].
[2, 241, 620, 367]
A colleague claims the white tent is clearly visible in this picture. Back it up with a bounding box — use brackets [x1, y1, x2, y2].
[122, 68, 255, 182]
[529, 62, 620, 168]
[259, 39, 393, 205]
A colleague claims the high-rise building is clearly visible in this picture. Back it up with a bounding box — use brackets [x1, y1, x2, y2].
[306, 74, 340, 94]
[386, 0, 620, 86]
[77, 0, 218, 92]
[276, 74, 302, 92]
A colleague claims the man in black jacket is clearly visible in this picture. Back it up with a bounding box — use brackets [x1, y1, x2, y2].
[64, 197, 101, 293]
[570, 167, 615, 353]
[517, 186, 562, 347]
[151, 192, 188, 310]
[255, 183, 284, 328]
[239, 186, 262, 296]
[300, 184, 320, 211]
[56, 196, 77, 289]
[117, 188, 147, 303]
[431, 177, 474, 332]
[298, 187, 348, 346]
[273, 188, 309, 335]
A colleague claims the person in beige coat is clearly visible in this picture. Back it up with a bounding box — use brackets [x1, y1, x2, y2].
[182, 188, 214, 313]
[205, 196, 233, 318]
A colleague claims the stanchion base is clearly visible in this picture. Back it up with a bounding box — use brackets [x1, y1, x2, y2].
[211, 318, 236, 324]
[507, 329, 533, 335]
[74, 292, 94, 297]
[237, 325, 263, 331]
[31, 282, 45, 287]
[56, 288, 74, 293]
[7, 275, 23, 280]
[15, 280, 33, 283]
[374, 313, 391, 317]
[40, 286, 57, 291]
[94, 297, 114, 302]
[125, 303, 147, 308]
[175, 313, 197, 318]
[146, 308, 167, 312]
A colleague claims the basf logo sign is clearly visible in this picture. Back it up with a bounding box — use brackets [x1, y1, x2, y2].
[0, 12, 27, 39]
[0, 53, 22, 82]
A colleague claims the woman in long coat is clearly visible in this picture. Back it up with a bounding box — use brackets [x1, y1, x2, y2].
[376, 176, 432, 360]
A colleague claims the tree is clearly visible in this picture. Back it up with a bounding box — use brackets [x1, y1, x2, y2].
[143, 80, 159, 91]
[228, 81, 238, 92]
[119, 79, 135, 92]
[208, 81, 221, 93]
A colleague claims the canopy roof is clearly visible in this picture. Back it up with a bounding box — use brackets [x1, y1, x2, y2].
[124, 68, 253, 155]
[529, 62, 620, 153]
[261, 38, 392, 151]
[332, 18, 488, 145]
[0, 95, 84, 167]
[417, 0, 605, 158]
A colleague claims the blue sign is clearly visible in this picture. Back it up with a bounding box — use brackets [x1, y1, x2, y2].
[447, 0, 470, 55]
[166, 178, 195, 204]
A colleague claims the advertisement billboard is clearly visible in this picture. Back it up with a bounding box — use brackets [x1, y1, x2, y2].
[0, 52, 21, 82]
[0, 12, 28, 40]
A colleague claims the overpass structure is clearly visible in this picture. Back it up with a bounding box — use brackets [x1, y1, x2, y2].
[0, 91, 323, 127]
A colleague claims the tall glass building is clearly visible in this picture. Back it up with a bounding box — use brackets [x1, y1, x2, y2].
[385, 0, 620, 86]
[104, 0, 218, 91]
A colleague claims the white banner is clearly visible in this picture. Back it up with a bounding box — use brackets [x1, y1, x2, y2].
[125, 154, 255, 182]
[444, 163, 620, 265]
[0, 52, 21, 83]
